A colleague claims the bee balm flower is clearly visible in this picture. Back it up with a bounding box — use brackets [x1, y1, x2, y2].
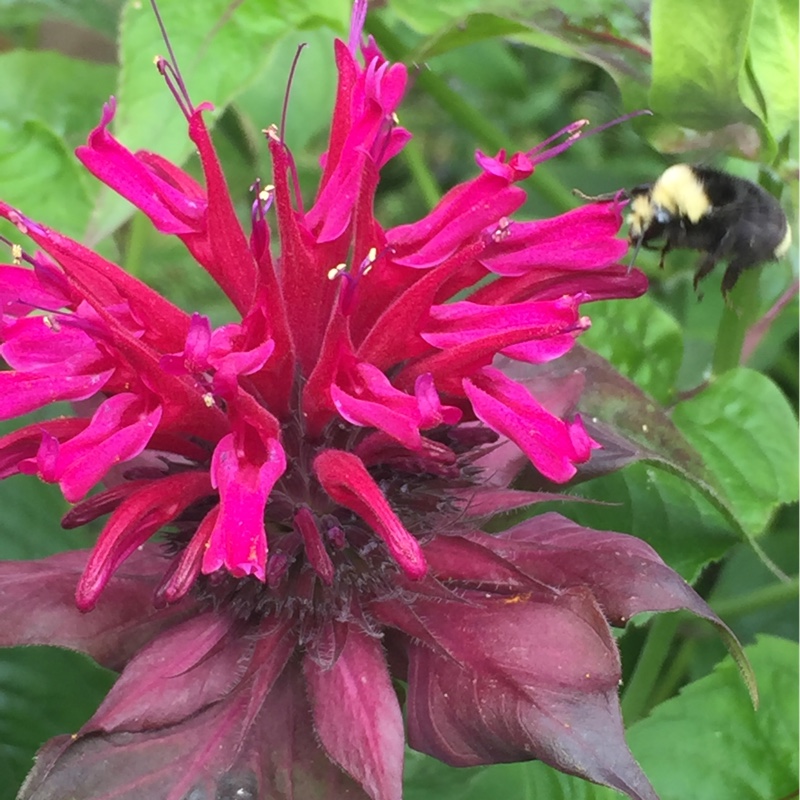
[0, 3, 735, 799]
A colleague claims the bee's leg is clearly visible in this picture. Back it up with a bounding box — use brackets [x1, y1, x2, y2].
[657, 242, 671, 270]
[692, 253, 719, 292]
[720, 254, 758, 304]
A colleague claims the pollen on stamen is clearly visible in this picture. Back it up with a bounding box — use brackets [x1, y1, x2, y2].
[361, 247, 378, 276]
[202, 392, 215, 408]
[264, 124, 281, 143]
[327, 263, 347, 281]
[11, 244, 22, 264]
[491, 218, 512, 243]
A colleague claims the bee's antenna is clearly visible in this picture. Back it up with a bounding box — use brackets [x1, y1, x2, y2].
[572, 187, 631, 203]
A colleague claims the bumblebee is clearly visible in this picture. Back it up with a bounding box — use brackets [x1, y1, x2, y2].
[626, 164, 791, 297]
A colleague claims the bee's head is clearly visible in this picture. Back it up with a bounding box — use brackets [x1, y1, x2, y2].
[626, 186, 662, 243]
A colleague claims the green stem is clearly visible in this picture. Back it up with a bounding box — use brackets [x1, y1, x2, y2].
[621, 613, 681, 724]
[636, 579, 798, 711]
[401, 138, 441, 210]
[647, 638, 696, 710]
[711, 268, 761, 374]
[123, 211, 149, 279]
[711, 576, 799, 619]
[366, 15, 576, 212]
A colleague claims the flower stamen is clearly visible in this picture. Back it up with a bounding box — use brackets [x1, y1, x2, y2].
[528, 109, 653, 164]
[280, 43, 308, 145]
[150, 0, 194, 118]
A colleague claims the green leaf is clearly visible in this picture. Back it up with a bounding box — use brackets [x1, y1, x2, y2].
[523, 347, 722, 497]
[547, 464, 737, 582]
[0, 648, 115, 796]
[85, 0, 350, 245]
[389, 2, 651, 92]
[379, 0, 486, 34]
[709, 513, 799, 643]
[0, 51, 114, 240]
[0, 415, 96, 561]
[531, 351, 797, 544]
[672, 368, 799, 537]
[649, 0, 759, 132]
[628, 636, 798, 799]
[582, 296, 683, 406]
[404, 748, 621, 800]
[406, 12, 531, 60]
[0, 51, 116, 148]
[0, 0, 122, 34]
[235, 26, 340, 155]
[742, 0, 799, 143]
[0, 119, 93, 239]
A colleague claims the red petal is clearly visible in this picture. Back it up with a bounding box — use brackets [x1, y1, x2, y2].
[19, 654, 366, 800]
[0, 547, 194, 670]
[387, 588, 657, 800]
[89, 615, 294, 733]
[494, 513, 728, 626]
[305, 626, 404, 800]
[315, 449, 427, 579]
[77, 471, 213, 610]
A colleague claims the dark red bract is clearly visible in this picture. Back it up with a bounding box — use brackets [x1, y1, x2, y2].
[0, 3, 730, 799]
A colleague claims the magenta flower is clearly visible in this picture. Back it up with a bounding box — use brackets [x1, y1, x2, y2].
[0, 4, 732, 799]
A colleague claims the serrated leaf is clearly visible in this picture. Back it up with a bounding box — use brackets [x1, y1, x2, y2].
[672, 368, 799, 537]
[85, 0, 351, 245]
[0, 51, 116, 149]
[582, 296, 683, 406]
[649, 0, 760, 133]
[627, 636, 798, 800]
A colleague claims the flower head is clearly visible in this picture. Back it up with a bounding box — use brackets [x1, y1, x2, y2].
[0, 4, 731, 799]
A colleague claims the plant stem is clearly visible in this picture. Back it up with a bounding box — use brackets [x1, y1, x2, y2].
[401, 138, 441, 211]
[635, 579, 798, 710]
[621, 613, 681, 724]
[647, 638, 696, 710]
[711, 269, 761, 375]
[711, 576, 799, 619]
[122, 211, 149, 279]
